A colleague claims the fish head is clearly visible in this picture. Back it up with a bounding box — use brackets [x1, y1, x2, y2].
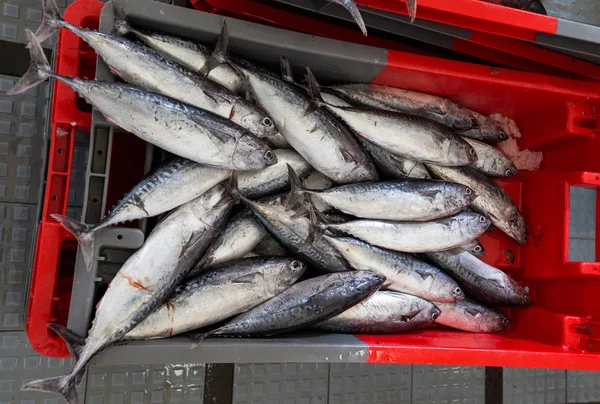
[479, 307, 511, 332]
[232, 100, 280, 140]
[232, 135, 278, 170]
[448, 137, 478, 165]
[503, 276, 533, 307]
[262, 257, 307, 294]
[350, 270, 386, 295]
[457, 211, 491, 235]
[446, 104, 479, 131]
[443, 183, 477, 212]
[506, 207, 527, 245]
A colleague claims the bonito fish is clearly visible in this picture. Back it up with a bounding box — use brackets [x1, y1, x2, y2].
[435, 299, 510, 332]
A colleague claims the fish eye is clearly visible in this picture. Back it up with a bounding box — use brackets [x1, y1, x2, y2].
[469, 117, 478, 127]
[479, 216, 487, 223]
[291, 260, 301, 270]
[262, 117, 273, 127]
[498, 129, 508, 140]
[474, 246, 482, 252]
[502, 317, 510, 325]
[465, 188, 472, 195]
[454, 287, 462, 295]
[506, 168, 516, 176]
[431, 311, 440, 320]
[469, 147, 476, 155]
[264, 150, 274, 161]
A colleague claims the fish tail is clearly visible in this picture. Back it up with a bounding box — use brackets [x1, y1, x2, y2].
[47, 323, 85, 362]
[22, 375, 80, 404]
[7, 29, 53, 95]
[303, 68, 327, 116]
[406, 0, 417, 22]
[280, 56, 295, 84]
[50, 214, 96, 272]
[328, 0, 367, 36]
[200, 20, 229, 77]
[189, 332, 207, 349]
[36, 0, 65, 43]
[110, 2, 132, 36]
[299, 203, 328, 252]
[285, 164, 309, 210]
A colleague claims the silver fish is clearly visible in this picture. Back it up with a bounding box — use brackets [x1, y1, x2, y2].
[51, 157, 230, 272]
[426, 165, 526, 244]
[460, 112, 508, 144]
[238, 150, 313, 198]
[465, 138, 518, 178]
[10, 30, 277, 171]
[112, 14, 243, 93]
[35, 0, 279, 141]
[290, 167, 476, 221]
[435, 299, 510, 332]
[207, 25, 378, 184]
[313, 291, 440, 334]
[325, 211, 490, 253]
[306, 72, 476, 167]
[425, 248, 532, 307]
[462, 239, 486, 257]
[324, 236, 464, 302]
[358, 137, 431, 179]
[22, 184, 233, 404]
[330, 84, 478, 131]
[126, 257, 306, 339]
[197, 271, 385, 338]
[252, 236, 289, 257]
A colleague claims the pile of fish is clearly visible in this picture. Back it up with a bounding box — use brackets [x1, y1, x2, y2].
[10, 0, 533, 402]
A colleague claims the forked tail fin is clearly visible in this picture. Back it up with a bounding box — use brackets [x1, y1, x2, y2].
[50, 214, 96, 272]
[7, 29, 53, 95]
[35, 0, 66, 42]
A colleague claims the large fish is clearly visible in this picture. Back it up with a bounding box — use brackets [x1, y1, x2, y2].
[10, 30, 276, 171]
[305, 70, 476, 166]
[34, 0, 280, 142]
[464, 138, 518, 178]
[425, 248, 532, 307]
[195, 271, 385, 339]
[330, 84, 478, 131]
[435, 299, 511, 332]
[205, 24, 379, 184]
[324, 211, 491, 253]
[22, 184, 234, 404]
[426, 165, 527, 244]
[358, 137, 431, 179]
[313, 291, 440, 333]
[125, 257, 306, 339]
[324, 236, 464, 302]
[289, 166, 475, 221]
[51, 157, 230, 272]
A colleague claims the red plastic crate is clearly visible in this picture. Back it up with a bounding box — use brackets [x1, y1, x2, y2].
[28, 0, 600, 369]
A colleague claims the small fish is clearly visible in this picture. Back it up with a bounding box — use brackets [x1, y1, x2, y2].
[125, 257, 306, 339]
[306, 70, 476, 167]
[324, 211, 491, 253]
[435, 299, 511, 332]
[314, 291, 439, 333]
[425, 248, 532, 307]
[330, 84, 477, 131]
[22, 184, 233, 404]
[289, 166, 475, 222]
[51, 157, 230, 272]
[238, 150, 313, 199]
[461, 239, 486, 257]
[10, 30, 276, 171]
[460, 112, 508, 144]
[426, 165, 527, 244]
[195, 270, 385, 339]
[358, 137, 431, 179]
[465, 138, 518, 178]
[324, 236, 464, 302]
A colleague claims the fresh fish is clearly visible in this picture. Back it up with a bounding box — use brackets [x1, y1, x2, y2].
[22, 184, 233, 404]
[196, 270, 385, 339]
[435, 299, 511, 332]
[358, 137, 431, 179]
[10, 30, 277, 171]
[111, 14, 243, 92]
[426, 165, 527, 244]
[460, 112, 508, 144]
[50, 157, 230, 272]
[324, 236, 464, 302]
[238, 150, 313, 198]
[290, 166, 475, 221]
[313, 291, 440, 333]
[35, 0, 281, 142]
[232, 179, 353, 272]
[330, 84, 478, 131]
[465, 138, 518, 178]
[206, 24, 378, 184]
[425, 248, 532, 307]
[462, 239, 486, 257]
[252, 236, 289, 257]
[324, 211, 490, 253]
[125, 257, 306, 339]
[306, 70, 476, 166]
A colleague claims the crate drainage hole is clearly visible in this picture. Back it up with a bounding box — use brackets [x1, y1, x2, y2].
[568, 186, 596, 262]
[57, 148, 64, 154]
[92, 198, 98, 203]
[52, 195, 58, 201]
[97, 150, 103, 155]
[117, 234, 123, 240]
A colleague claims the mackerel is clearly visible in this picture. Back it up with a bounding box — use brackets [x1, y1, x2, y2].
[461, 239, 486, 257]
[325, 211, 490, 253]
[461, 112, 508, 144]
[22, 184, 233, 404]
[126, 257, 305, 339]
[425, 248, 532, 307]
[324, 236, 464, 302]
[435, 299, 510, 332]
[313, 291, 440, 334]
[358, 137, 431, 179]
[465, 138, 518, 177]
[10, 29, 276, 171]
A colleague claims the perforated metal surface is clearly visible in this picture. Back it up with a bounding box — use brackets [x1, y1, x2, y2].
[412, 365, 485, 404]
[567, 371, 600, 403]
[233, 363, 329, 404]
[329, 363, 412, 404]
[504, 368, 567, 404]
